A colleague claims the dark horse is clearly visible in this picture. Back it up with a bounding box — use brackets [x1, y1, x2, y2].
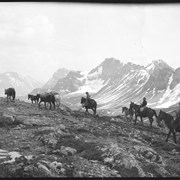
[28, 94, 39, 104]
[129, 101, 157, 128]
[37, 93, 55, 110]
[122, 106, 134, 120]
[81, 97, 97, 115]
[157, 110, 180, 144]
[5, 88, 16, 102]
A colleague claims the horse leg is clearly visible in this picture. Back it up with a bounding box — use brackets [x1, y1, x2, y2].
[58, 101, 60, 109]
[38, 100, 42, 108]
[131, 114, 134, 121]
[149, 117, 153, 128]
[93, 107, 96, 115]
[140, 116, 144, 126]
[166, 130, 172, 142]
[173, 131, 177, 144]
[134, 115, 137, 125]
[129, 114, 132, 121]
[7, 95, 11, 102]
[92, 108, 96, 115]
[53, 101, 56, 110]
[85, 108, 88, 116]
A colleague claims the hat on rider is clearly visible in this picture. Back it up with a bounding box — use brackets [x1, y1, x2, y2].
[143, 97, 146, 100]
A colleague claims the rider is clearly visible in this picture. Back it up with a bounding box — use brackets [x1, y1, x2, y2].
[140, 97, 147, 112]
[82, 92, 91, 107]
[85, 92, 91, 105]
[173, 102, 180, 131]
[178, 102, 180, 116]
[176, 102, 180, 121]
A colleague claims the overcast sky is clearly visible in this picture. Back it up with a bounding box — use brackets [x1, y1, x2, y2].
[0, 2, 180, 82]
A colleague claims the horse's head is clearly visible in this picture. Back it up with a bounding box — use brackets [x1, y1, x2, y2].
[156, 110, 164, 127]
[122, 107, 125, 113]
[81, 97, 86, 104]
[37, 94, 40, 99]
[28, 94, 31, 99]
[129, 102, 134, 110]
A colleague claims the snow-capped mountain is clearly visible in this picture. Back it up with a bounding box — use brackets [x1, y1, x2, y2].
[0, 72, 42, 97]
[31, 58, 180, 115]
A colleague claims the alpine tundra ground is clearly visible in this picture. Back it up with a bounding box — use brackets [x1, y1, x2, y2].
[0, 97, 180, 177]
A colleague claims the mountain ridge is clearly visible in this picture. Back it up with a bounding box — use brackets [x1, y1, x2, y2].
[28, 58, 180, 115]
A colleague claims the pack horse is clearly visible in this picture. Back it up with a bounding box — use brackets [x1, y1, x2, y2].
[5, 88, 16, 102]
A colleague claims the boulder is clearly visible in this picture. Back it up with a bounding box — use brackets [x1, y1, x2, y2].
[121, 154, 146, 177]
[49, 161, 65, 176]
[7, 107, 16, 113]
[82, 118, 91, 123]
[61, 146, 77, 156]
[0, 113, 16, 125]
[37, 134, 58, 148]
[37, 162, 51, 176]
[154, 167, 169, 177]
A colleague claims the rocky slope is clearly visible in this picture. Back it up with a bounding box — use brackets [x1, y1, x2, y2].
[0, 99, 180, 177]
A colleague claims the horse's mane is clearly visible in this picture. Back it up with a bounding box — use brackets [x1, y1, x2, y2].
[132, 103, 140, 109]
[122, 106, 127, 108]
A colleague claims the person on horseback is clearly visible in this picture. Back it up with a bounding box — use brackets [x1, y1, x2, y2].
[178, 102, 180, 116]
[140, 97, 147, 112]
[85, 92, 91, 106]
[82, 92, 91, 107]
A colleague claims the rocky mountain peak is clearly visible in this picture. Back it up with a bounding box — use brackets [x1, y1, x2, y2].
[146, 59, 174, 73]
[89, 57, 122, 74]
[103, 57, 122, 65]
[43, 68, 70, 89]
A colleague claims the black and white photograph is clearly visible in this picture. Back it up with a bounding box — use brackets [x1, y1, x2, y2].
[0, 1, 180, 177]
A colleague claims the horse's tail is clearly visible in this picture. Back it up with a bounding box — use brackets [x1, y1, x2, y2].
[94, 101, 97, 114]
[55, 94, 61, 108]
[13, 90, 16, 101]
[153, 109, 157, 118]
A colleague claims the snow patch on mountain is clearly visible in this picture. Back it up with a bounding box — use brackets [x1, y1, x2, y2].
[80, 70, 89, 76]
[146, 63, 155, 72]
[68, 78, 109, 96]
[88, 66, 103, 79]
[155, 74, 180, 108]
[157, 74, 173, 104]
[77, 70, 89, 81]
[137, 70, 150, 84]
